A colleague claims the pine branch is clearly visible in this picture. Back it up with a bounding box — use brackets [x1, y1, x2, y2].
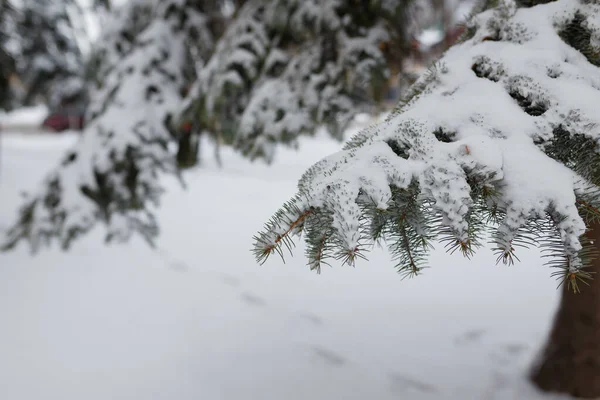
[307, 233, 332, 273]
[546, 235, 596, 293]
[252, 0, 600, 291]
[574, 182, 600, 225]
[492, 212, 542, 266]
[384, 183, 435, 277]
[304, 208, 336, 272]
[538, 206, 594, 291]
[252, 197, 312, 264]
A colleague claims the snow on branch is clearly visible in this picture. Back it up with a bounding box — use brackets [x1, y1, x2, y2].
[254, 0, 600, 291]
[179, 0, 416, 163]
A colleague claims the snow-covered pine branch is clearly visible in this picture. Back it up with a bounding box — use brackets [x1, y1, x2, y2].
[179, 0, 418, 163]
[1, 0, 213, 252]
[254, 0, 600, 291]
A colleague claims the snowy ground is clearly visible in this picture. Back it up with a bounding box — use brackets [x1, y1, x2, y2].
[0, 105, 48, 132]
[0, 124, 572, 399]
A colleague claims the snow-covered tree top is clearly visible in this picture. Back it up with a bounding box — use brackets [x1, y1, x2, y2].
[254, 0, 600, 290]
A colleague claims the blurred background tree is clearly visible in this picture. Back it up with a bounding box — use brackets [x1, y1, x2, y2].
[0, 0, 470, 251]
[0, 0, 16, 111]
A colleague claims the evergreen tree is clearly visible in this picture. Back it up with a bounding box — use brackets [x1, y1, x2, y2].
[178, 0, 421, 164]
[1, 0, 214, 251]
[2, 0, 432, 250]
[14, 0, 85, 108]
[253, 0, 600, 397]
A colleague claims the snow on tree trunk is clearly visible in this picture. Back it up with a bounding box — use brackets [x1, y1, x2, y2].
[530, 221, 600, 398]
[1, 0, 212, 252]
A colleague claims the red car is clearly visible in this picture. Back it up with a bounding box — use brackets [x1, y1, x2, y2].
[42, 108, 85, 132]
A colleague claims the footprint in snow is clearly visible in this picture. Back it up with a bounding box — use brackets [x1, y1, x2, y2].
[168, 261, 189, 273]
[503, 342, 528, 355]
[220, 274, 241, 287]
[489, 343, 529, 365]
[298, 312, 325, 327]
[311, 346, 347, 367]
[389, 373, 438, 394]
[454, 329, 486, 346]
[240, 292, 267, 307]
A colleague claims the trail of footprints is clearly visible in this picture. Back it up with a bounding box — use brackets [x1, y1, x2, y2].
[160, 250, 530, 397]
[160, 251, 357, 372]
[159, 248, 327, 330]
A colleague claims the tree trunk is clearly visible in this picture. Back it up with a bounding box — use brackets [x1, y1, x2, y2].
[530, 223, 600, 398]
[176, 131, 200, 169]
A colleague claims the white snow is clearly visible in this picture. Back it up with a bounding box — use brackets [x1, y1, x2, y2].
[0, 124, 572, 400]
[417, 29, 445, 47]
[0, 105, 49, 128]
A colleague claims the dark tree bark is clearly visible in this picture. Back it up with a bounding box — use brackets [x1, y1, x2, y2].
[176, 131, 200, 169]
[530, 222, 600, 398]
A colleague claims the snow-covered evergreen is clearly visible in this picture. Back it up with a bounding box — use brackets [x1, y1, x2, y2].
[179, 0, 420, 163]
[2, 0, 213, 251]
[0, 0, 455, 251]
[254, 0, 600, 289]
